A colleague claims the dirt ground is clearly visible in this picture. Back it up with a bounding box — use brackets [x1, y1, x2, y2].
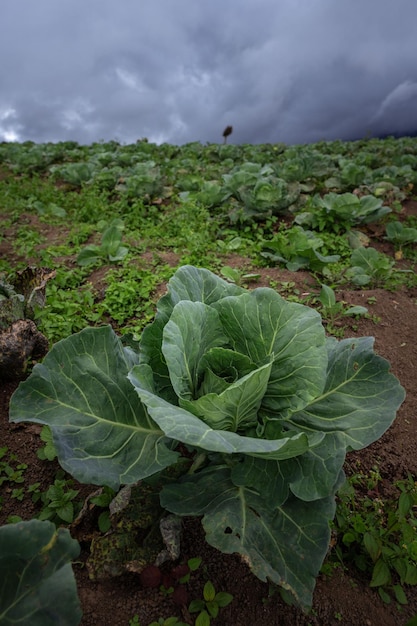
[1, 215, 417, 625]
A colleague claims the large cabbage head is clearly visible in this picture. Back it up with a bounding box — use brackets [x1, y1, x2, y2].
[9, 265, 405, 610]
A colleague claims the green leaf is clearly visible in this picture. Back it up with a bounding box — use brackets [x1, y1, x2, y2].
[180, 361, 273, 432]
[206, 601, 219, 618]
[370, 559, 391, 587]
[108, 245, 129, 262]
[203, 581, 216, 602]
[343, 305, 368, 317]
[139, 266, 244, 402]
[9, 326, 178, 490]
[378, 587, 391, 604]
[0, 519, 81, 625]
[189, 600, 206, 613]
[405, 562, 417, 585]
[398, 491, 413, 518]
[198, 348, 257, 396]
[188, 557, 202, 571]
[288, 337, 405, 450]
[214, 592, 233, 607]
[161, 466, 336, 610]
[214, 288, 327, 415]
[220, 266, 241, 283]
[156, 265, 245, 322]
[386, 221, 417, 245]
[393, 584, 408, 605]
[231, 456, 293, 507]
[319, 285, 336, 308]
[162, 301, 228, 400]
[76, 244, 102, 266]
[57, 502, 74, 524]
[195, 611, 211, 626]
[129, 368, 311, 459]
[100, 219, 124, 256]
[288, 433, 346, 501]
[363, 532, 381, 562]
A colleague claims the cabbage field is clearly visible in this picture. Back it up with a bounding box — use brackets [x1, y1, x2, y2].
[0, 136, 417, 626]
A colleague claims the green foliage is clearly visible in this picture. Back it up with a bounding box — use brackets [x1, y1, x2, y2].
[194, 181, 230, 209]
[10, 265, 405, 610]
[89, 486, 116, 533]
[96, 264, 169, 330]
[317, 284, 368, 329]
[0, 519, 81, 625]
[346, 247, 395, 286]
[220, 265, 261, 286]
[115, 161, 164, 200]
[27, 197, 67, 218]
[147, 618, 187, 626]
[261, 225, 340, 271]
[0, 446, 27, 491]
[36, 425, 58, 461]
[332, 470, 417, 604]
[385, 221, 417, 250]
[222, 162, 300, 222]
[77, 218, 129, 266]
[35, 473, 81, 525]
[13, 227, 44, 257]
[189, 581, 233, 624]
[51, 161, 96, 187]
[34, 282, 99, 343]
[295, 192, 391, 233]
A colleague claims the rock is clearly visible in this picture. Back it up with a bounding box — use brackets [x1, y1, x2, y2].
[0, 319, 48, 381]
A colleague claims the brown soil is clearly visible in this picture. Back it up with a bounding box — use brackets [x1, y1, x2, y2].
[1, 214, 417, 625]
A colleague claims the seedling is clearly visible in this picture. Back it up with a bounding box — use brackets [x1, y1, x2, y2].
[346, 247, 395, 287]
[0, 447, 27, 490]
[188, 580, 233, 625]
[318, 284, 367, 329]
[77, 218, 129, 266]
[385, 221, 417, 259]
[220, 265, 261, 286]
[35, 473, 81, 525]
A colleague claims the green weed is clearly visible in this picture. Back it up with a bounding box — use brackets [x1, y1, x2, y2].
[331, 468, 417, 604]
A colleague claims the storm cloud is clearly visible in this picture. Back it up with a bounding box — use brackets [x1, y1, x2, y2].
[1, 0, 416, 145]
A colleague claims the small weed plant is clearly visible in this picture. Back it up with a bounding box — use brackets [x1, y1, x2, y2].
[77, 218, 129, 266]
[188, 580, 233, 625]
[331, 467, 417, 604]
[316, 284, 367, 335]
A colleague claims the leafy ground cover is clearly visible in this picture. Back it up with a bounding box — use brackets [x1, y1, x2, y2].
[1, 137, 417, 625]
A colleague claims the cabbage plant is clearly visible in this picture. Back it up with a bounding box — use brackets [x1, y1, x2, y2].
[9, 266, 405, 610]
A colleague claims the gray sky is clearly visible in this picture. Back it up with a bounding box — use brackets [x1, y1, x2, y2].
[1, 0, 417, 145]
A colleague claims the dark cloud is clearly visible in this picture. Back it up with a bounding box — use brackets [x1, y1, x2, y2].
[1, 0, 416, 144]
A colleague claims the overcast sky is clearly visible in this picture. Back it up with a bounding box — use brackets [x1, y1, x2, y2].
[1, 0, 417, 146]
